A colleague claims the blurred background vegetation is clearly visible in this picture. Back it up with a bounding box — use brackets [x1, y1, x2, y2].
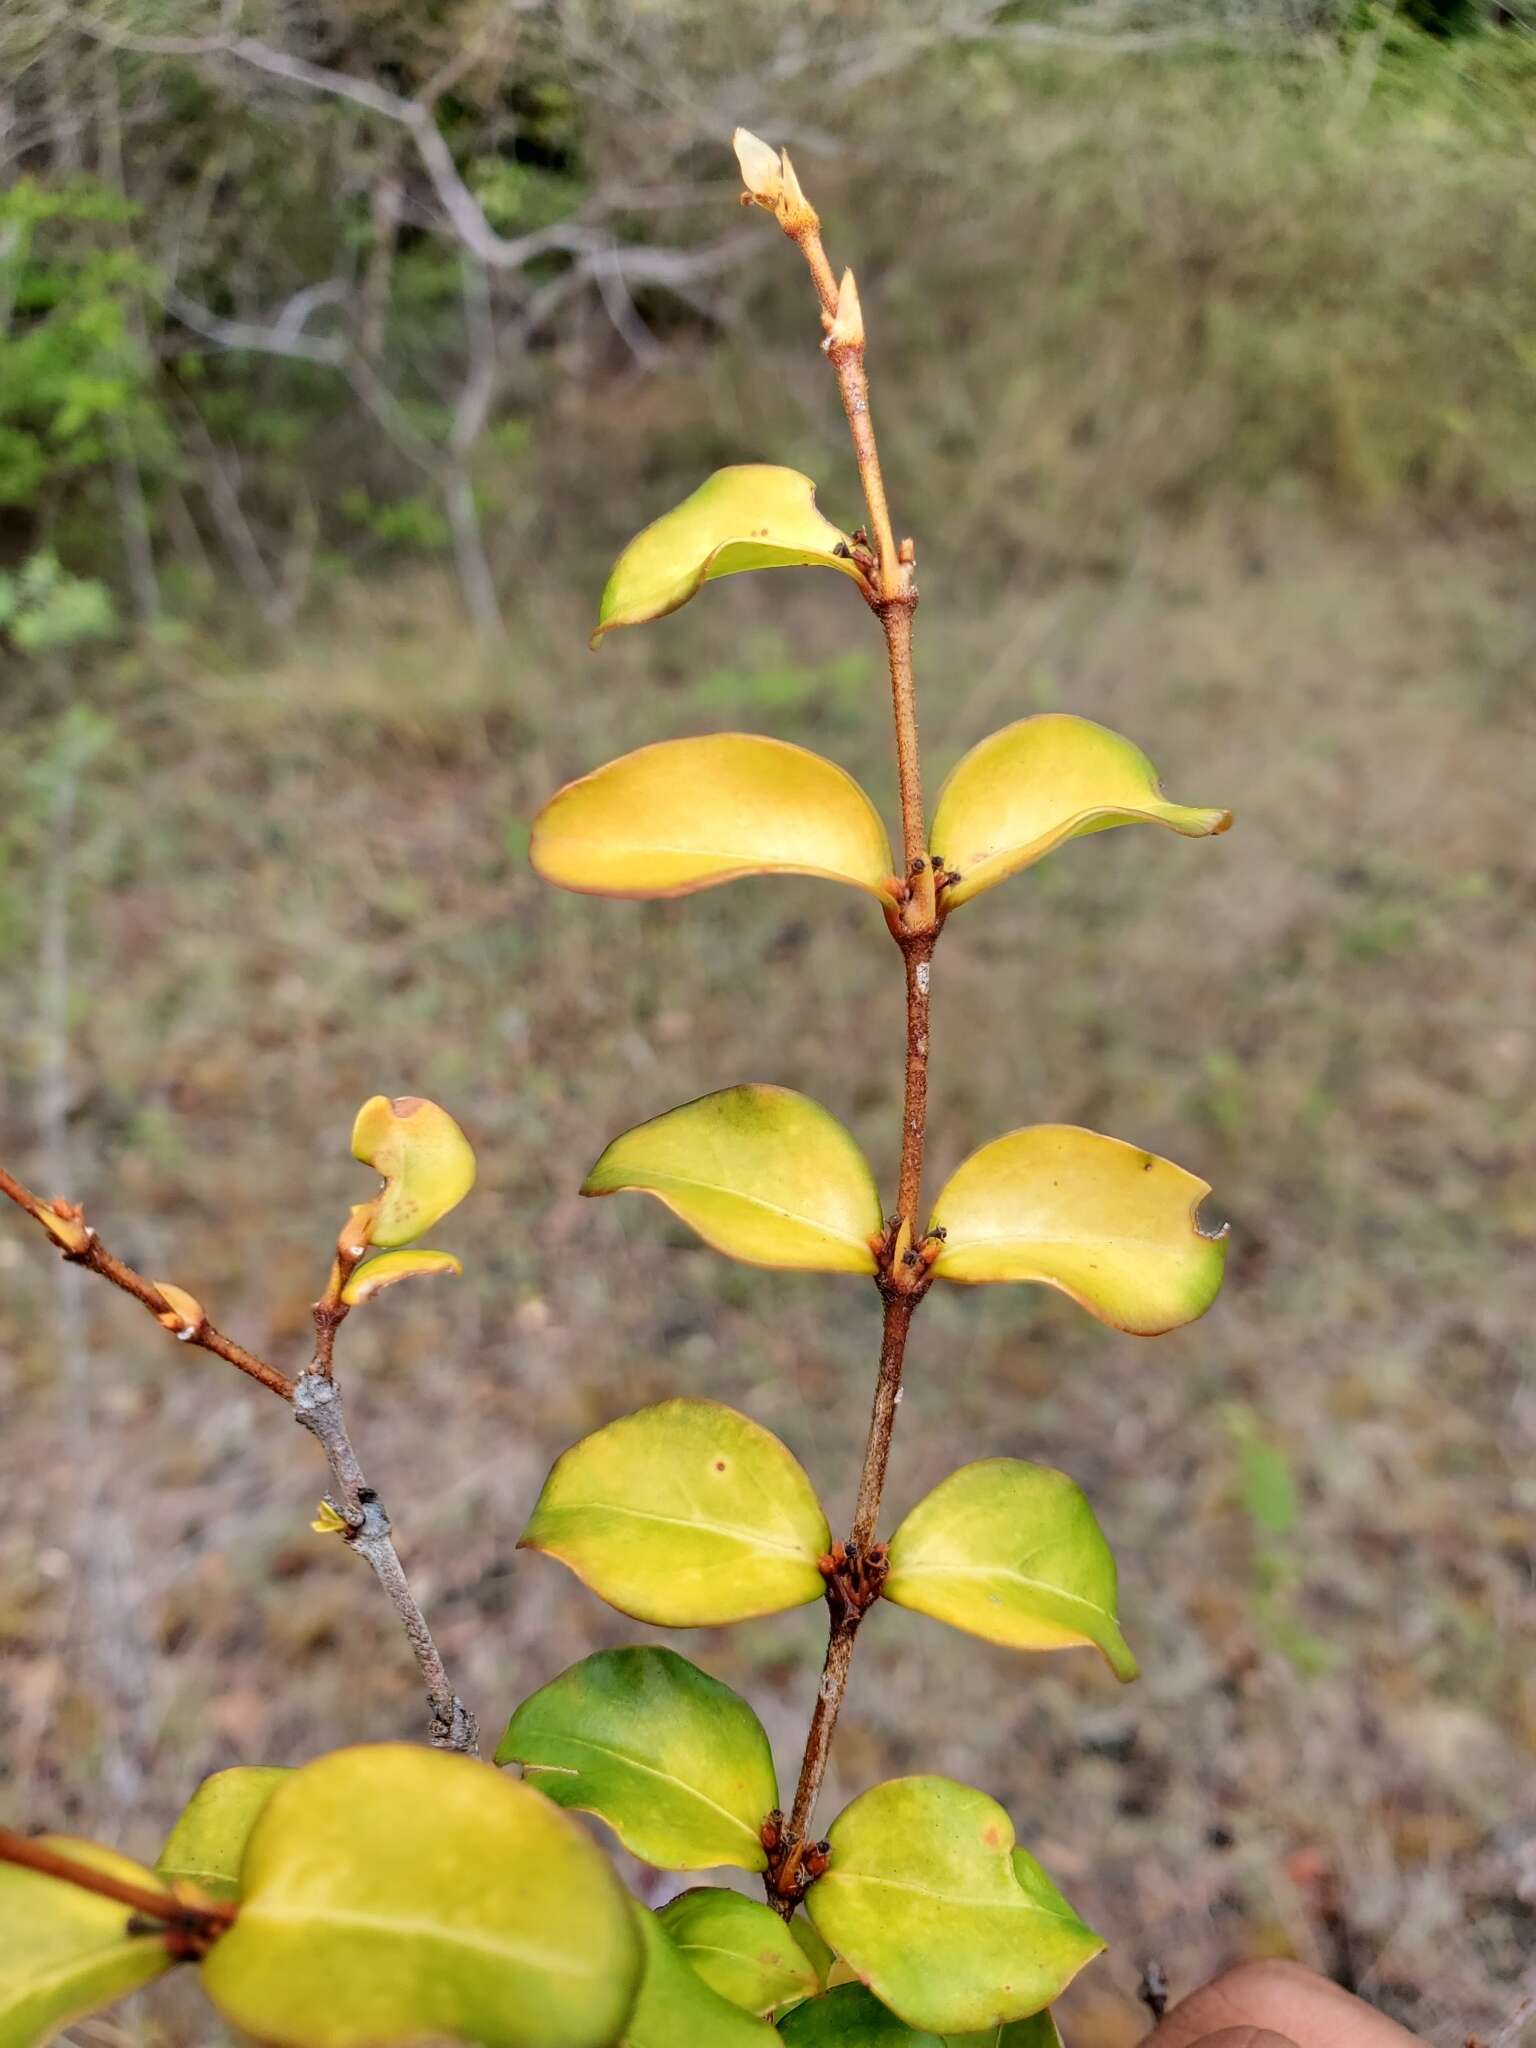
[1, 4, 1532, 2045]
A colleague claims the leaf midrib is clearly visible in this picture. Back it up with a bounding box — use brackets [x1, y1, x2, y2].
[237, 1901, 598, 1978]
[522, 1732, 761, 1846]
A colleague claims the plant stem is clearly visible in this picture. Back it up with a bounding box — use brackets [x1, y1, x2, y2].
[293, 1372, 480, 1754]
[0, 1825, 235, 1942]
[0, 1162, 294, 1399]
[0, 1160, 478, 1754]
[766, 189, 940, 1916]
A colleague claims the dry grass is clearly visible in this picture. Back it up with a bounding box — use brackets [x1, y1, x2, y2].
[2, 22, 1535, 2046]
[2, 502, 1532, 2044]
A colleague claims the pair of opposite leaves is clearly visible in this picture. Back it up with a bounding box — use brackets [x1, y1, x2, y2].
[543, 461, 1230, 916]
[535, 463, 1231, 1337]
[7, 1745, 1085, 2047]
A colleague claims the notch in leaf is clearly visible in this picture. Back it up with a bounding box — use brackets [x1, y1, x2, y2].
[531, 735, 896, 904]
[497, 1647, 779, 1873]
[591, 465, 867, 646]
[884, 1461, 1137, 1681]
[519, 1397, 830, 1626]
[931, 714, 1230, 911]
[583, 1084, 883, 1276]
[350, 1094, 476, 1250]
[928, 1124, 1227, 1334]
[806, 1777, 1103, 2037]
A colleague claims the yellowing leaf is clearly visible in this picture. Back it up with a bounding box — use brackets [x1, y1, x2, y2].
[928, 1125, 1226, 1335]
[592, 466, 865, 646]
[622, 1905, 778, 2047]
[351, 1095, 476, 1249]
[884, 1461, 1137, 1681]
[496, 1647, 778, 1872]
[155, 1767, 291, 1902]
[946, 2013, 1065, 2048]
[198, 1743, 641, 2048]
[531, 736, 895, 904]
[0, 1837, 176, 2047]
[520, 1398, 830, 1626]
[657, 1889, 819, 2018]
[806, 1778, 1103, 2036]
[341, 1247, 463, 1305]
[930, 715, 1230, 910]
[311, 1500, 349, 1535]
[583, 1085, 881, 1275]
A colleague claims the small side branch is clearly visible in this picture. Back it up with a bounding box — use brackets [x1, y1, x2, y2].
[292, 1374, 479, 1756]
[0, 1159, 478, 1755]
[0, 1163, 294, 1398]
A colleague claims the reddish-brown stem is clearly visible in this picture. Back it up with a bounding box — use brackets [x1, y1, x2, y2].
[765, 187, 942, 1917]
[0, 1161, 295, 1398]
[0, 1825, 236, 1943]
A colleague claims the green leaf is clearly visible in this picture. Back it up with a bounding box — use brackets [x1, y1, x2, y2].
[496, 1648, 778, 1872]
[530, 735, 896, 904]
[928, 1124, 1227, 1335]
[520, 1398, 830, 1626]
[946, 2012, 1065, 2047]
[779, 1984, 943, 2044]
[583, 1085, 882, 1276]
[884, 1461, 1137, 1682]
[350, 1094, 476, 1248]
[154, 1766, 290, 1901]
[592, 465, 864, 646]
[0, 1838, 176, 2047]
[790, 1915, 836, 1990]
[622, 1906, 778, 2046]
[198, 1743, 643, 2048]
[656, 1888, 818, 2018]
[341, 1247, 463, 1305]
[931, 714, 1230, 910]
[806, 1777, 1103, 2036]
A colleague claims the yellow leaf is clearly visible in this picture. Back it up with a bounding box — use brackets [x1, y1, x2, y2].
[884, 1460, 1138, 1681]
[930, 714, 1230, 910]
[0, 1838, 175, 2046]
[583, 1085, 882, 1275]
[531, 735, 896, 903]
[591, 466, 865, 646]
[199, 1745, 641, 2048]
[311, 1501, 349, 1535]
[928, 1125, 1226, 1334]
[341, 1247, 463, 1305]
[351, 1096, 476, 1249]
[520, 1398, 830, 1627]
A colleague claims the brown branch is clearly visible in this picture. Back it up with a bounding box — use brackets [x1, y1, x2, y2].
[293, 1373, 479, 1755]
[0, 1162, 294, 1398]
[0, 1826, 235, 1951]
[0, 1159, 478, 1754]
[751, 146, 944, 1913]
